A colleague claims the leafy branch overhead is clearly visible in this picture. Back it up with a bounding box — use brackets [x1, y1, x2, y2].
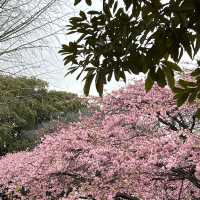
[60, 0, 200, 103]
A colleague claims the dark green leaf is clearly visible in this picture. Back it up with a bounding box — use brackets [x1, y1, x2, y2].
[194, 34, 200, 55]
[85, 0, 92, 6]
[74, 0, 81, 6]
[64, 55, 74, 65]
[108, 0, 114, 8]
[95, 72, 104, 96]
[173, 87, 185, 93]
[107, 70, 113, 82]
[191, 68, 200, 77]
[84, 73, 95, 96]
[65, 67, 78, 76]
[162, 60, 182, 72]
[175, 92, 189, 107]
[188, 89, 198, 103]
[80, 11, 87, 19]
[88, 10, 101, 15]
[156, 68, 166, 87]
[178, 47, 184, 62]
[67, 31, 77, 35]
[103, 2, 112, 17]
[123, 0, 132, 11]
[163, 67, 175, 89]
[178, 79, 196, 88]
[114, 68, 120, 81]
[113, 1, 118, 13]
[180, 32, 193, 59]
[70, 17, 84, 22]
[119, 70, 126, 82]
[145, 72, 154, 92]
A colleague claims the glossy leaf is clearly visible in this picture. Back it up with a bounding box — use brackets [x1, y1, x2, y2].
[85, 0, 92, 6]
[175, 92, 189, 107]
[162, 60, 182, 72]
[74, 0, 81, 6]
[145, 72, 154, 92]
[84, 73, 95, 96]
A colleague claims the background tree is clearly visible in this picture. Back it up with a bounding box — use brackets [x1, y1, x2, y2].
[0, 0, 73, 75]
[0, 75, 87, 155]
[60, 0, 200, 108]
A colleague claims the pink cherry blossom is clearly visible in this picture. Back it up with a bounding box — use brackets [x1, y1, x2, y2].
[0, 82, 200, 199]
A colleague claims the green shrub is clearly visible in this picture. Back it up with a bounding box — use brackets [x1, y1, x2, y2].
[0, 75, 88, 155]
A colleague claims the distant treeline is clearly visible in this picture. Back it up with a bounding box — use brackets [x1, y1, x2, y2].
[0, 75, 87, 155]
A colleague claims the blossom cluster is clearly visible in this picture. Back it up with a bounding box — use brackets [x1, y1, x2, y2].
[0, 82, 200, 199]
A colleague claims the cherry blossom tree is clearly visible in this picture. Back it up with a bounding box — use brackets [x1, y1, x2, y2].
[0, 81, 200, 200]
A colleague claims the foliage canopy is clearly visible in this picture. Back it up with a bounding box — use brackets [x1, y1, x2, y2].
[60, 0, 200, 107]
[0, 82, 200, 199]
[0, 75, 86, 155]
